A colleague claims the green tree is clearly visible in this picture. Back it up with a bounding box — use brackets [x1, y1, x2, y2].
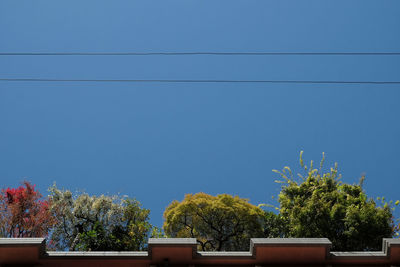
[163, 192, 265, 251]
[274, 151, 394, 251]
[49, 185, 157, 251]
[261, 210, 287, 238]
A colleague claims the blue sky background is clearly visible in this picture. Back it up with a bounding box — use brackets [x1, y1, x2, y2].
[0, 0, 399, 227]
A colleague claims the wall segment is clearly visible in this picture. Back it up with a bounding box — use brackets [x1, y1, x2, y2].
[1, 238, 399, 266]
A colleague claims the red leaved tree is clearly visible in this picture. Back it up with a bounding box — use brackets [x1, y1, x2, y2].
[0, 181, 56, 237]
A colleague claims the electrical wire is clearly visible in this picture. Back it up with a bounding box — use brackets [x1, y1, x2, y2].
[1, 52, 400, 56]
[1, 78, 399, 84]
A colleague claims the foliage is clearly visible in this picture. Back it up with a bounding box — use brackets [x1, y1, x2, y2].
[261, 211, 287, 238]
[0, 181, 55, 238]
[49, 185, 155, 251]
[274, 151, 394, 251]
[163, 192, 265, 251]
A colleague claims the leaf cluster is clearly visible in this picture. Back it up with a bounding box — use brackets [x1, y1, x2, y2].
[163, 192, 265, 251]
[48, 185, 156, 251]
[275, 151, 394, 251]
[0, 181, 56, 238]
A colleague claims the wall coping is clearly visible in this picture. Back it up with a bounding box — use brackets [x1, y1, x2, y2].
[0, 238, 45, 245]
[47, 251, 149, 257]
[148, 238, 197, 245]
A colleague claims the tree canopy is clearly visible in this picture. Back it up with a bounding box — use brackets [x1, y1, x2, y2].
[0, 181, 55, 238]
[49, 184, 156, 251]
[1, 152, 397, 253]
[274, 151, 394, 251]
[163, 192, 265, 251]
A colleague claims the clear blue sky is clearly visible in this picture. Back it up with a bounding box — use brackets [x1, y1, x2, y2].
[0, 0, 399, 227]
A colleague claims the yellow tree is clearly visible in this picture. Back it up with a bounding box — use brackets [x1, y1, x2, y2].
[163, 193, 265, 251]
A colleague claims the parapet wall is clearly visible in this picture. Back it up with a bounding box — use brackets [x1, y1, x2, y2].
[1, 238, 400, 266]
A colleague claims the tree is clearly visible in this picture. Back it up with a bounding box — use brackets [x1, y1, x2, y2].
[49, 185, 157, 251]
[163, 192, 265, 251]
[261, 210, 287, 238]
[274, 151, 394, 251]
[0, 181, 55, 238]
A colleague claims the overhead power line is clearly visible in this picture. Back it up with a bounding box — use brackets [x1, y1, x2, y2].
[1, 78, 399, 84]
[1, 52, 400, 56]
